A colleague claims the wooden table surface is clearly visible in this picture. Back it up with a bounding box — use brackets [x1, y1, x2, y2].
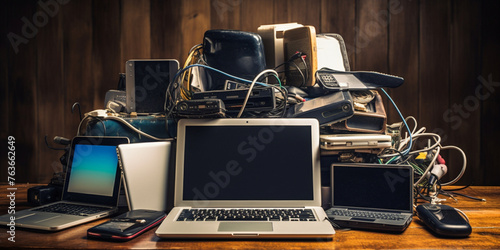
[0, 184, 499, 249]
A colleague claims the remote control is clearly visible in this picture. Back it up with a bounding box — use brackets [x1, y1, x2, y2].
[315, 67, 404, 90]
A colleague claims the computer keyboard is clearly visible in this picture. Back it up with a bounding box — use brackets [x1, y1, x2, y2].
[176, 208, 317, 222]
[33, 203, 109, 216]
[327, 209, 406, 221]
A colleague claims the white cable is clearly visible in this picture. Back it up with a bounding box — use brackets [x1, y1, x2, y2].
[413, 144, 467, 187]
[382, 117, 467, 187]
[414, 147, 441, 187]
[454, 207, 470, 223]
[439, 145, 467, 186]
[407, 133, 442, 155]
[380, 131, 440, 159]
[77, 112, 173, 141]
[237, 69, 280, 118]
[398, 127, 426, 152]
[103, 116, 173, 141]
[76, 115, 89, 136]
[405, 116, 419, 135]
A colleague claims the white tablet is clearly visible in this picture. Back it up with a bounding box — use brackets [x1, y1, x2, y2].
[118, 141, 173, 212]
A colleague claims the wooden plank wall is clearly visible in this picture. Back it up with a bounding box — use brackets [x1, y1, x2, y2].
[1, 0, 499, 185]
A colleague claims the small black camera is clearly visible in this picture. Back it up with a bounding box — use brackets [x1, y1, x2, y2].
[27, 185, 62, 206]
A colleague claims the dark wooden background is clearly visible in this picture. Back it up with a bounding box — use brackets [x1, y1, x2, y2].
[1, 0, 499, 186]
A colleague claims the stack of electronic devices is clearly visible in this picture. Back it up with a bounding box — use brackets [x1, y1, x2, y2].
[255, 24, 401, 159]
[3, 22, 475, 243]
[98, 25, 403, 129]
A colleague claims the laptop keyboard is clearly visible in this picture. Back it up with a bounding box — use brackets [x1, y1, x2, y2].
[176, 208, 317, 222]
[33, 203, 109, 216]
[326, 209, 406, 221]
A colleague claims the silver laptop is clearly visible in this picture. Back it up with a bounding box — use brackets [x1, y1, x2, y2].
[0, 136, 129, 231]
[118, 141, 173, 212]
[325, 163, 413, 232]
[155, 118, 335, 239]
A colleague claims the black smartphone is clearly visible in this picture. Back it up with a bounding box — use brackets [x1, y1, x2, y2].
[87, 209, 166, 241]
[416, 203, 472, 237]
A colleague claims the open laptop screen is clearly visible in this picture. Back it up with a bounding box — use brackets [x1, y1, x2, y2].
[63, 136, 129, 206]
[67, 144, 119, 197]
[182, 124, 314, 201]
[332, 164, 413, 212]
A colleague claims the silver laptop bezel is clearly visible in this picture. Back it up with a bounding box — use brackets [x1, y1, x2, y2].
[174, 118, 322, 208]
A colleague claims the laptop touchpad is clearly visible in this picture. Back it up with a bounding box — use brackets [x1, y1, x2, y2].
[218, 222, 273, 232]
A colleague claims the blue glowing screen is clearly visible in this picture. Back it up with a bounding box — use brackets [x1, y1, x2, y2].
[66, 144, 118, 197]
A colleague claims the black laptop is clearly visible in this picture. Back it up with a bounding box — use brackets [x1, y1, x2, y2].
[325, 163, 413, 232]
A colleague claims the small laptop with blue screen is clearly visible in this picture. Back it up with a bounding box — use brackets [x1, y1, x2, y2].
[325, 163, 413, 232]
[0, 136, 129, 231]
